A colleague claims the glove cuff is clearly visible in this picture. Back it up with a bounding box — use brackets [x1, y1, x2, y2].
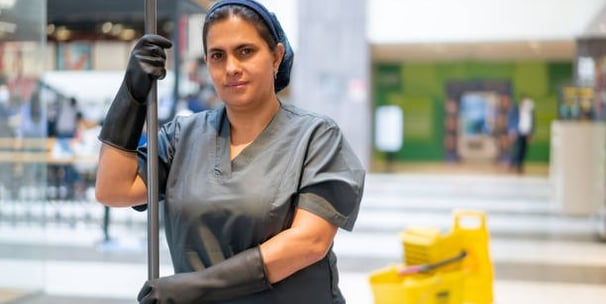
[137, 247, 272, 303]
[246, 246, 273, 291]
[98, 82, 147, 152]
[201, 246, 272, 301]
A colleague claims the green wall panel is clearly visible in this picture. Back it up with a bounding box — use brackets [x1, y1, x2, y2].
[548, 62, 575, 92]
[513, 63, 549, 97]
[402, 64, 442, 97]
[533, 95, 558, 143]
[466, 62, 515, 79]
[372, 61, 573, 163]
[400, 96, 434, 140]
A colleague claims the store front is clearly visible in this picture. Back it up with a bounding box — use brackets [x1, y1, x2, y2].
[0, 0, 47, 301]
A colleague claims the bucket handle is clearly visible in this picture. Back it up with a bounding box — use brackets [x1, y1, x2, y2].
[453, 209, 487, 231]
[398, 251, 467, 275]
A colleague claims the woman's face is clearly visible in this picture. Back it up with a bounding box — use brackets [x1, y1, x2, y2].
[205, 16, 283, 110]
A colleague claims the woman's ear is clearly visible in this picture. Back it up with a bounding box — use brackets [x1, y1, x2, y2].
[203, 55, 208, 64]
[273, 43, 285, 71]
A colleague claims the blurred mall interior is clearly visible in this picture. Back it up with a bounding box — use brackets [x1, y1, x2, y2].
[1, 0, 606, 303]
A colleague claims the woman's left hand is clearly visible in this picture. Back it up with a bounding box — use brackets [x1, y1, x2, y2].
[137, 247, 270, 303]
[137, 273, 196, 304]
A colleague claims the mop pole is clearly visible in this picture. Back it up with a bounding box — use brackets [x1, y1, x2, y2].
[144, 0, 160, 280]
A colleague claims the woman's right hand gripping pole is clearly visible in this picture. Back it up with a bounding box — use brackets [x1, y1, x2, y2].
[96, 34, 172, 207]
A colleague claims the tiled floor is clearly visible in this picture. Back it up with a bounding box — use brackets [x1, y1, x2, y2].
[1, 169, 606, 303]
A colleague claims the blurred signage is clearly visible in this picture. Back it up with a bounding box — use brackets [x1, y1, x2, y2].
[559, 86, 595, 120]
[577, 56, 596, 86]
[375, 105, 403, 152]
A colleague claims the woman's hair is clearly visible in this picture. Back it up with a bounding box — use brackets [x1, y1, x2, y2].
[202, 5, 278, 54]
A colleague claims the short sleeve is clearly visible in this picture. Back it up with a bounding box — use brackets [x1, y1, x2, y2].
[297, 120, 365, 231]
[133, 118, 180, 211]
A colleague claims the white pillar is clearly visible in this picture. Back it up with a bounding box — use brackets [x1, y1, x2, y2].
[291, 0, 371, 168]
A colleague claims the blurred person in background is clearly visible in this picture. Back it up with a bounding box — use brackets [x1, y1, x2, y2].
[509, 96, 535, 174]
[494, 95, 513, 167]
[50, 97, 83, 199]
[0, 83, 15, 137]
[55, 96, 80, 139]
[71, 113, 101, 199]
[18, 88, 46, 138]
[0, 83, 15, 198]
[95, 0, 365, 303]
[14, 88, 47, 199]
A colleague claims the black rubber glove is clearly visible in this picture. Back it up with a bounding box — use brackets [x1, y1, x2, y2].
[98, 34, 172, 152]
[137, 247, 272, 304]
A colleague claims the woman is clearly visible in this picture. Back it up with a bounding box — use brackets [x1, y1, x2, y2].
[95, 0, 365, 303]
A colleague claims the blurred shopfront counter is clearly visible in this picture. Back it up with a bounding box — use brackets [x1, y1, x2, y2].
[0, 137, 98, 202]
[0, 137, 97, 164]
[550, 121, 606, 216]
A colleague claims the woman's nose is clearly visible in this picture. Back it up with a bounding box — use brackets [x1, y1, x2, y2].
[225, 55, 241, 76]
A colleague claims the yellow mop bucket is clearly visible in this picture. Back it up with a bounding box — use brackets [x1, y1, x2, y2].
[451, 210, 494, 304]
[369, 264, 465, 304]
[369, 209, 493, 304]
[399, 226, 464, 274]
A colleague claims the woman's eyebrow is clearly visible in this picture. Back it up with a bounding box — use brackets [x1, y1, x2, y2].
[235, 43, 257, 50]
[207, 47, 225, 53]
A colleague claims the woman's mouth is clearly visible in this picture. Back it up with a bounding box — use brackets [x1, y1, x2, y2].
[226, 81, 247, 89]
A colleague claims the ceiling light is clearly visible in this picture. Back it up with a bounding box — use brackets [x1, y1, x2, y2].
[56, 26, 71, 41]
[111, 24, 123, 36]
[162, 21, 173, 33]
[101, 22, 113, 34]
[119, 29, 136, 40]
[47, 24, 55, 35]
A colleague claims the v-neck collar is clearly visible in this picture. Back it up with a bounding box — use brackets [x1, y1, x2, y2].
[214, 104, 283, 177]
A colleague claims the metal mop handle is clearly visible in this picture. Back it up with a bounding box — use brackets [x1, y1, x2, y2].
[144, 0, 160, 281]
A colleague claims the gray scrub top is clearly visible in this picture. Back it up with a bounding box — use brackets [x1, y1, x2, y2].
[136, 102, 365, 303]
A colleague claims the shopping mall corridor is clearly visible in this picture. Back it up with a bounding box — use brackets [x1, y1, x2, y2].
[1, 170, 605, 303]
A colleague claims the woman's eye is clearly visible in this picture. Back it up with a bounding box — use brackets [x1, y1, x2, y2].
[239, 48, 254, 56]
[209, 52, 223, 61]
